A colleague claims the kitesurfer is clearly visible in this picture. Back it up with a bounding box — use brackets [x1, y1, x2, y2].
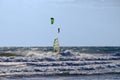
[58, 28, 60, 33]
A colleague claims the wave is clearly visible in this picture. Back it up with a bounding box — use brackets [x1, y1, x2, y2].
[0, 50, 120, 77]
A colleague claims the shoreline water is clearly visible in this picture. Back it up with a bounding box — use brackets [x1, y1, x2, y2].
[0, 73, 120, 80]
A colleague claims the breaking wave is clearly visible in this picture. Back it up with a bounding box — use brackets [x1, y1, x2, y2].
[0, 47, 120, 77]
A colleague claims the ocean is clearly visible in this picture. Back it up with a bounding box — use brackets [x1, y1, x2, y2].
[0, 47, 120, 80]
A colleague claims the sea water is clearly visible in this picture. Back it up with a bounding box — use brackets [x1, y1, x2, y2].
[0, 47, 120, 80]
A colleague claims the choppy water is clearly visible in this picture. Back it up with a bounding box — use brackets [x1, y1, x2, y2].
[0, 74, 120, 80]
[0, 47, 120, 80]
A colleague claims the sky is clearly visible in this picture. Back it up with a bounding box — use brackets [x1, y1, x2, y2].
[0, 0, 120, 46]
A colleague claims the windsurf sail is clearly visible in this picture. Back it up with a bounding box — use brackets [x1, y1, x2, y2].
[51, 18, 54, 24]
[53, 38, 60, 53]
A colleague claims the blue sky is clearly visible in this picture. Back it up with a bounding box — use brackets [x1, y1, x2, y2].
[0, 0, 120, 46]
